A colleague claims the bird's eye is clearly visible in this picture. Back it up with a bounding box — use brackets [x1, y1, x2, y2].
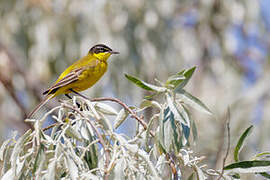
[96, 48, 106, 53]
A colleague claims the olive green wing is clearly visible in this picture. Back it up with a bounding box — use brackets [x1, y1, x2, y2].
[42, 67, 85, 95]
[43, 59, 99, 96]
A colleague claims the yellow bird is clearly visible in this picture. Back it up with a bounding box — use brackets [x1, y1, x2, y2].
[28, 44, 119, 118]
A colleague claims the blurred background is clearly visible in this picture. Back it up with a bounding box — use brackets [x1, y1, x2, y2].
[0, 0, 270, 178]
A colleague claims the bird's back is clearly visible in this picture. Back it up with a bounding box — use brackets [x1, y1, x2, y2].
[46, 54, 107, 96]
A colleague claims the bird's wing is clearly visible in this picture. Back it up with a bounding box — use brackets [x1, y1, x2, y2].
[43, 67, 85, 95]
[43, 59, 100, 96]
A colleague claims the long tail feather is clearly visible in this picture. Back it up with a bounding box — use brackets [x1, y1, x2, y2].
[27, 95, 53, 119]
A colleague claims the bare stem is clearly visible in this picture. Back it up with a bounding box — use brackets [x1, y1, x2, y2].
[42, 123, 59, 131]
[217, 108, 231, 180]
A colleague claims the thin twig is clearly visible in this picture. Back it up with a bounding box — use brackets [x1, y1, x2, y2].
[61, 102, 110, 180]
[0, 75, 28, 118]
[70, 89, 155, 137]
[217, 108, 231, 180]
[42, 123, 60, 131]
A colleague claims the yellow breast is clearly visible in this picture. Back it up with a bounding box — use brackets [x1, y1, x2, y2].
[66, 61, 107, 93]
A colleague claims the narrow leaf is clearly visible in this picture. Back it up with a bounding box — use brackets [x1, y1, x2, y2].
[1, 169, 14, 180]
[114, 109, 129, 129]
[234, 125, 254, 162]
[224, 160, 270, 173]
[95, 102, 118, 115]
[99, 113, 113, 131]
[66, 156, 79, 180]
[175, 66, 196, 90]
[259, 172, 270, 179]
[194, 165, 206, 180]
[125, 74, 166, 92]
[66, 127, 82, 141]
[10, 129, 32, 175]
[140, 99, 153, 109]
[0, 139, 11, 161]
[46, 158, 56, 180]
[254, 152, 270, 160]
[176, 89, 212, 115]
[166, 74, 185, 88]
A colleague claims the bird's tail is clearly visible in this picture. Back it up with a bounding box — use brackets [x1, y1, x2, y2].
[27, 95, 54, 119]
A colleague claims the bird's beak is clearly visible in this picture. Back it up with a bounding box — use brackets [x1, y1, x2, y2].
[110, 51, 120, 54]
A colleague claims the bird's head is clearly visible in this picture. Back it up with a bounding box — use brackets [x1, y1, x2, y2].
[88, 44, 119, 61]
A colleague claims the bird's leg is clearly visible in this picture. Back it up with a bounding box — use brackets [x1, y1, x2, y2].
[65, 94, 72, 99]
[69, 89, 88, 99]
[69, 89, 89, 111]
[65, 93, 81, 109]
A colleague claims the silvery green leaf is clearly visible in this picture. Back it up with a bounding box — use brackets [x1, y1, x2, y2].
[175, 66, 196, 90]
[10, 129, 32, 175]
[190, 115, 198, 142]
[156, 154, 171, 179]
[43, 133, 55, 144]
[1, 144, 11, 176]
[0, 139, 11, 161]
[194, 165, 206, 180]
[259, 172, 270, 179]
[125, 74, 167, 92]
[66, 155, 79, 180]
[137, 149, 161, 179]
[125, 144, 139, 154]
[80, 124, 90, 141]
[140, 100, 161, 111]
[35, 151, 46, 178]
[178, 105, 191, 146]
[253, 152, 270, 160]
[176, 89, 212, 115]
[166, 94, 190, 148]
[16, 158, 25, 178]
[166, 73, 186, 88]
[86, 122, 95, 136]
[66, 126, 82, 141]
[45, 159, 56, 180]
[158, 107, 165, 151]
[86, 100, 101, 120]
[140, 99, 153, 109]
[145, 114, 159, 152]
[180, 149, 190, 166]
[1, 169, 14, 180]
[167, 94, 188, 126]
[163, 107, 174, 152]
[33, 145, 45, 175]
[175, 102, 190, 127]
[224, 160, 270, 173]
[234, 125, 253, 162]
[113, 157, 126, 180]
[95, 102, 118, 115]
[99, 112, 113, 131]
[65, 139, 84, 168]
[114, 108, 129, 129]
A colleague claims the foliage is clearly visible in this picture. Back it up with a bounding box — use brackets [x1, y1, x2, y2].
[0, 67, 269, 179]
[224, 125, 270, 179]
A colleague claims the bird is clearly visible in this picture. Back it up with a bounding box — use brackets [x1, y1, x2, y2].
[27, 44, 119, 118]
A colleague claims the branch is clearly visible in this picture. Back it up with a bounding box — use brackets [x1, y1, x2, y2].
[70, 89, 155, 137]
